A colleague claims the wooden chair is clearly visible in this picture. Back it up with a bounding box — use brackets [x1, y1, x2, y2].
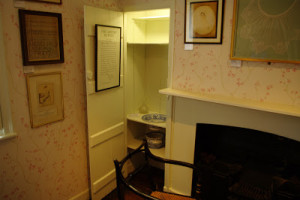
[114, 140, 202, 200]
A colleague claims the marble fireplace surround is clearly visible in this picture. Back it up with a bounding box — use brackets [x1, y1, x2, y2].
[162, 93, 300, 196]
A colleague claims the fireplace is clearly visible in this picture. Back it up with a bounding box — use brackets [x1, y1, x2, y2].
[162, 97, 300, 197]
[192, 123, 300, 200]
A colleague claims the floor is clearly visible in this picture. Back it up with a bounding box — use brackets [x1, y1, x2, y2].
[103, 166, 164, 200]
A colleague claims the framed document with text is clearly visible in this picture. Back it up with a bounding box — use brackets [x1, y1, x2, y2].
[19, 10, 64, 65]
[95, 24, 121, 92]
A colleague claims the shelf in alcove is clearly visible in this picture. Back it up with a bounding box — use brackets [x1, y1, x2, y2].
[127, 137, 165, 158]
[127, 113, 166, 128]
[132, 16, 169, 21]
[159, 88, 300, 118]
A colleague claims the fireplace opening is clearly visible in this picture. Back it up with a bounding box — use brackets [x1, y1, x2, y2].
[192, 123, 300, 200]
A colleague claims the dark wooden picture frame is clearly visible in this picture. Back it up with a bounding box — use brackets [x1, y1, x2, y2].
[95, 24, 121, 92]
[185, 0, 225, 44]
[19, 9, 64, 66]
[22, 0, 62, 4]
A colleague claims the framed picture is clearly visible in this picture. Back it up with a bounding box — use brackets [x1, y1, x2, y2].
[95, 24, 121, 92]
[185, 0, 224, 44]
[22, 0, 62, 4]
[230, 0, 300, 64]
[19, 10, 64, 65]
[26, 72, 64, 128]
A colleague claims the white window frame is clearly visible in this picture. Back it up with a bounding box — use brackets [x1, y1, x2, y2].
[0, 11, 16, 141]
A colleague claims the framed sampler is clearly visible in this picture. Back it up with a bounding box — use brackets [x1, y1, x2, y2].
[19, 9, 64, 65]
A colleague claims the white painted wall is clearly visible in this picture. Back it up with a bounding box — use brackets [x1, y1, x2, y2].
[125, 9, 170, 115]
[126, 44, 168, 114]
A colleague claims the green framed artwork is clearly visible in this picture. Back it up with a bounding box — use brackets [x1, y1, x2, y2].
[230, 0, 300, 64]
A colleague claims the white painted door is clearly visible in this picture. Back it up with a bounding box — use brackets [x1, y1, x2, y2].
[84, 6, 125, 200]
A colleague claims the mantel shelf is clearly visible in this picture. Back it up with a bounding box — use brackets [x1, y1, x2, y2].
[159, 88, 300, 118]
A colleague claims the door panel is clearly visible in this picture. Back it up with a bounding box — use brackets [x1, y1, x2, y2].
[84, 6, 125, 200]
[90, 130, 125, 198]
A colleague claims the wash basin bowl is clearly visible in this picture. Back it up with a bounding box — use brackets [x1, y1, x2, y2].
[141, 113, 166, 123]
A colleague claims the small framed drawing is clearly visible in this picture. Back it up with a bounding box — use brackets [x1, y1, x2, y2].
[19, 10, 64, 65]
[185, 0, 225, 44]
[22, 0, 62, 4]
[95, 24, 121, 92]
[26, 72, 64, 128]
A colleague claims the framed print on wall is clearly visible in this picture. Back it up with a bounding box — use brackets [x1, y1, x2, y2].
[19, 9, 64, 66]
[26, 72, 64, 128]
[22, 0, 62, 4]
[185, 0, 225, 44]
[95, 24, 121, 92]
[230, 0, 300, 64]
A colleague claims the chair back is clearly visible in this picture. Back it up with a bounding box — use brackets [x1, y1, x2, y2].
[114, 140, 202, 200]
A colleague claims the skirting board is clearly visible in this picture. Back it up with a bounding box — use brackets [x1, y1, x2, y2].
[68, 189, 90, 200]
[163, 186, 190, 196]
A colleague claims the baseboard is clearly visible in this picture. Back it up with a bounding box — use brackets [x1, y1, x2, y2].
[68, 189, 90, 200]
[163, 185, 172, 193]
[163, 186, 190, 196]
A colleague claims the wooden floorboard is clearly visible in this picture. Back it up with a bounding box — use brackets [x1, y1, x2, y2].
[103, 167, 164, 200]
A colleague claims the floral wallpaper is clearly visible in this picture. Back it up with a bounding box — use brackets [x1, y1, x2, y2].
[173, 0, 300, 106]
[0, 0, 121, 200]
[0, 0, 299, 199]
[123, 0, 300, 106]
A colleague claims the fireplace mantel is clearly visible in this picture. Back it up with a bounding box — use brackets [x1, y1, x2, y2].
[161, 88, 300, 196]
[159, 88, 300, 118]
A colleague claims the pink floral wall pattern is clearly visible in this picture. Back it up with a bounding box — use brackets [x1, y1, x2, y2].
[0, 0, 121, 199]
[0, 0, 299, 199]
[173, 0, 300, 106]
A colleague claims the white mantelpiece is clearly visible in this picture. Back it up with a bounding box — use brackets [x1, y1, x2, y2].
[162, 90, 300, 195]
[160, 88, 300, 118]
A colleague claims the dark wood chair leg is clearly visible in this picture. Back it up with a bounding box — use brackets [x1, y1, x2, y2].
[114, 160, 124, 200]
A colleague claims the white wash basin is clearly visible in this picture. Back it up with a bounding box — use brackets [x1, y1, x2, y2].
[141, 113, 166, 123]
